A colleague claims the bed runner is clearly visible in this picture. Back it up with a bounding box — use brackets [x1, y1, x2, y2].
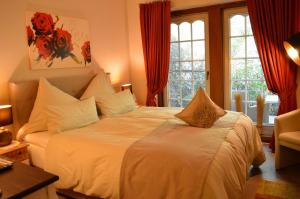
[119, 114, 240, 199]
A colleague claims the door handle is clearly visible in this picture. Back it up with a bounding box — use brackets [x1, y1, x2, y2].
[206, 71, 210, 81]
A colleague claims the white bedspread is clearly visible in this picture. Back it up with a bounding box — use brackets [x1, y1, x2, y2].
[44, 107, 265, 199]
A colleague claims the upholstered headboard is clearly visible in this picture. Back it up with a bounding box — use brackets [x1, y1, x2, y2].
[8, 71, 108, 135]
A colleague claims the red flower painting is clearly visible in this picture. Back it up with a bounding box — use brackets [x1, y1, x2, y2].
[26, 11, 91, 68]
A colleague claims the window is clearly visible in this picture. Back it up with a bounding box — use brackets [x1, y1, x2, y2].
[167, 14, 209, 107]
[224, 8, 279, 125]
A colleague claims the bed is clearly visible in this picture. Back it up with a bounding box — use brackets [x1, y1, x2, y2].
[9, 70, 265, 199]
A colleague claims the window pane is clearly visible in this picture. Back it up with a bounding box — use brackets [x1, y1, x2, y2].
[192, 20, 204, 40]
[246, 102, 257, 122]
[182, 81, 193, 100]
[169, 81, 181, 98]
[246, 16, 253, 35]
[248, 81, 263, 92]
[231, 59, 245, 79]
[193, 71, 205, 82]
[193, 61, 205, 71]
[169, 99, 181, 107]
[193, 41, 205, 60]
[171, 23, 179, 42]
[180, 42, 192, 61]
[247, 36, 259, 57]
[232, 80, 246, 90]
[247, 59, 264, 80]
[181, 71, 192, 81]
[179, 22, 191, 41]
[230, 15, 245, 36]
[169, 62, 180, 71]
[170, 43, 179, 61]
[169, 71, 180, 80]
[181, 62, 192, 71]
[231, 37, 245, 58]
[248, 89, 261, 101]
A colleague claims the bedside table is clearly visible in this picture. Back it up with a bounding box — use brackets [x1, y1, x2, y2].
[0, 141, 29, 162]
[0, 161, 59, 198]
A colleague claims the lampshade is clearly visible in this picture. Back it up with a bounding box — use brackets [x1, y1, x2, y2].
[283, 32, 300, 66]
[0, 105, 13, 126]
[121, 83, 132, 93]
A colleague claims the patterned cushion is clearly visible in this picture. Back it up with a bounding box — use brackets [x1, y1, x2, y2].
[175, 87, 226, 128]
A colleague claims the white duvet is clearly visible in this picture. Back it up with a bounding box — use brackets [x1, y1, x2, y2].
[44, 107, 265, 198]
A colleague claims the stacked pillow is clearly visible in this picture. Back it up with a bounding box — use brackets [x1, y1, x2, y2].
[18, 72, 137, 139]
[81, 73, 137, 116]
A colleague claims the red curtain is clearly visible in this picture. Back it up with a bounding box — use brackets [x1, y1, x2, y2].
[247, 0, 300, 152]
[140, 1, 171, 106]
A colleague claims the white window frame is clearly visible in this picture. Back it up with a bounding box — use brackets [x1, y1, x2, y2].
[164, 13, 210, 106]
[224, 7, 249, 110]
[224, 7, 279, 125]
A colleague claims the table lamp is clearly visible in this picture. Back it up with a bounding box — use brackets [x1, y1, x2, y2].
[284, 32, 300, 66]
[0, 105, 13, 147]
[121, 83, 133, 93]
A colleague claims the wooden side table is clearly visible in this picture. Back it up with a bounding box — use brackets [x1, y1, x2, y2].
[0, 161, 58, 198]
[0, 141, 29, 162]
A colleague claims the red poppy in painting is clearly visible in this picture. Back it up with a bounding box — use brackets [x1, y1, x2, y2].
[31, 12, 54, 35]
[35, 36, 53, 59]
[53, 28, 73, 59]
[81, 41, 91, 64]
[27, 26, 34, 46]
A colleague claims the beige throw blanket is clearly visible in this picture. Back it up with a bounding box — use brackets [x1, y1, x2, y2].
[120, 112, 265, 199]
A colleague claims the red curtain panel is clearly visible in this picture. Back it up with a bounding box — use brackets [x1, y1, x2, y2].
[247, 0, 300, 152]
[140, 1, 171, 106]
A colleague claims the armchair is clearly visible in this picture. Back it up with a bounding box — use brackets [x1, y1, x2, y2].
[275, 109, 300, 169]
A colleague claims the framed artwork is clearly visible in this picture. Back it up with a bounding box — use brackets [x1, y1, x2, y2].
[26, 11, 91, 69]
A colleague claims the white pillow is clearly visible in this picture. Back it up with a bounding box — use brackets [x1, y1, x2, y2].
[97, 89, 136, 116]
[47, 97, 99, 133]
[81, 72, 115, 100]
[27, 77, 78, 133]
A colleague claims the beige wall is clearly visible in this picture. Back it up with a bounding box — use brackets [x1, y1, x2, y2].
[0, 0, 130, 104]
[126, 0, 239, 105]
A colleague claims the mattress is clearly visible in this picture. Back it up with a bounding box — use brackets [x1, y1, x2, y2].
[43, 107, 264, 198]
[25, 131, 55, 169]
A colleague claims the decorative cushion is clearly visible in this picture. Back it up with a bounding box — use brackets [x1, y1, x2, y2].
[47, 97, 99, 133]
[96, 89, 137, 116]
[279, 131, 300, 146]
[175, 87, 226, 128]
[27, 77, 78, 133]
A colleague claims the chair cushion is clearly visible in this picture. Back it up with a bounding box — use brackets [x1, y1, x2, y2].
[279, 131, 300, 146]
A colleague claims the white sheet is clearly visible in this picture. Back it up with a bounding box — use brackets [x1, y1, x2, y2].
[25, 131, 55, 168]
[44, 107, 264, 199]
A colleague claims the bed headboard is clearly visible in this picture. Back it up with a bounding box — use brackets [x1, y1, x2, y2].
[8, 71, 106, 135]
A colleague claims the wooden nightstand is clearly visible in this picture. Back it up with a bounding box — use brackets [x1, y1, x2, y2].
[0, 161, 58, 198]
[0, 141, 29, 162]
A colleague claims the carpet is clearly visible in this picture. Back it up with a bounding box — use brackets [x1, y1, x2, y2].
[255, 180, 300, 199]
